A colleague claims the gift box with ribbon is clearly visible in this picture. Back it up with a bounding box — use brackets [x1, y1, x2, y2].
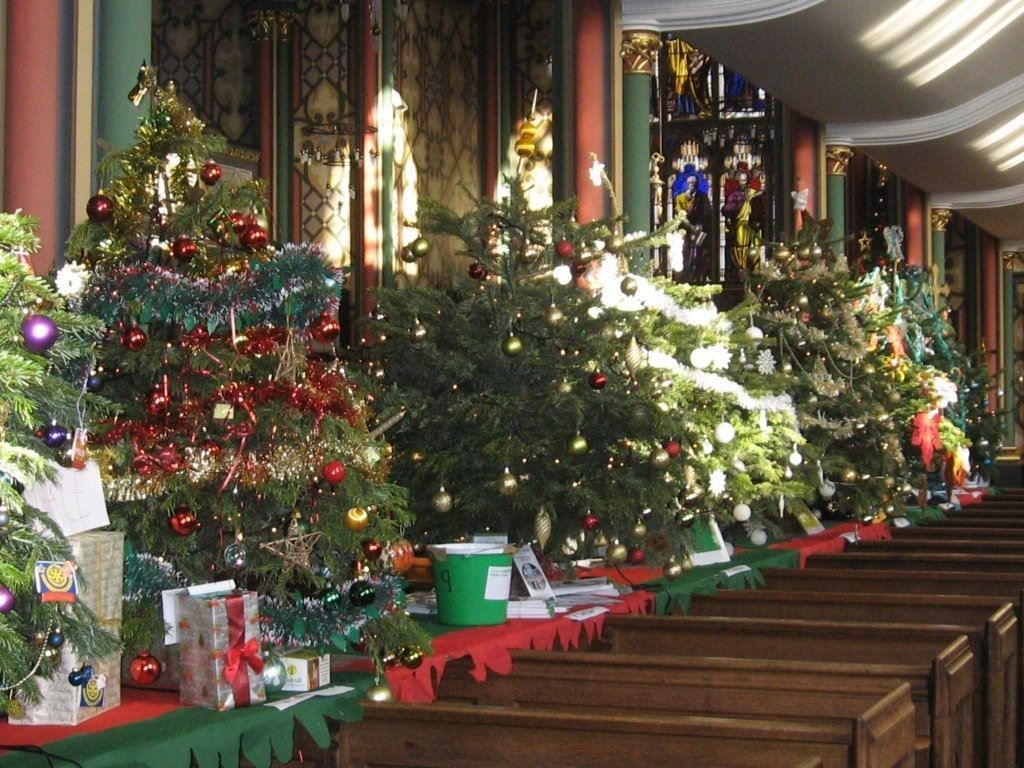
[176, 589, 266, 711]
[10, 531, 124, 725]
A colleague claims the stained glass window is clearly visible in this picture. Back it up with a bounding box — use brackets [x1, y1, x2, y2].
[653, 37, 776, 287]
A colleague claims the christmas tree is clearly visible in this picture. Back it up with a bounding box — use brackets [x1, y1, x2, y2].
[735, 219, 927, 520]
[0, 212, 118, 714]
[64, 82, 427, 673]
[372, 178, 812, 562]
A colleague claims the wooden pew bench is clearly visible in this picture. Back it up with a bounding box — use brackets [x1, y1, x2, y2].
[434, 651, 917, 768]
[806, 551, 1024, 574]
[851, 538, 1024, 555]
[338, 700, 858, 768]
[599, 614, 974, 768]
[893, 526, 1024, 539]
[683, 591, 1017, 768]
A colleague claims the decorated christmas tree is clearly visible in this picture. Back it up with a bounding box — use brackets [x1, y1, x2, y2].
[64, 81, 427, 676]
[735, 219, 927, 520]
[0, 212, 118, 715]
[372, 177, 811, 564]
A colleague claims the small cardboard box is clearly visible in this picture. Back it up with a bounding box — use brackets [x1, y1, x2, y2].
[281, 649, 330, 692]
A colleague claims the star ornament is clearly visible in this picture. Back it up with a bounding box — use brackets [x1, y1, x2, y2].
[260, 531, 323, 572]
[588, 157, 606, 187]
[857, 231, 872, 255]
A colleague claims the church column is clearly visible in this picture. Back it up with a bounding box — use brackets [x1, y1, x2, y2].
[572, 0, 610, 221]
[274, 11, 295, 242]
[903, 182, 925, 267]
[981, 232, 999, 410]
[4, 0, 69, 273]
[247, 9, 275, 184]
[824, 144, 852, 257]
[930, 207, 952, 307]
[620, 29, 660, 274]
[96, 0, 151, 154]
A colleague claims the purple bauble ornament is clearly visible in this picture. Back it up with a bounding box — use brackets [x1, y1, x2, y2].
[21, 314, 59, 353]
[0, 585, 15, 614]
[43, 424, 69, 449]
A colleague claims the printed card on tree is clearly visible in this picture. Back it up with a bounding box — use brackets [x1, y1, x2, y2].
[24, 460, 109, 536]
[689, 517, 731, 566]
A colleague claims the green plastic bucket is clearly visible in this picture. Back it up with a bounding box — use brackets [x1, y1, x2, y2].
[428, 544, 513, 626]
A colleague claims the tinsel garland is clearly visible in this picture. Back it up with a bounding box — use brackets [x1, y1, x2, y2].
[122, 547, 186, 605]
[259, 573, 408, 651]
[79, 243, 341, 333]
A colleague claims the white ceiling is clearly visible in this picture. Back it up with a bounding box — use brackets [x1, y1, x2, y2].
[622, 0, 1024, 240]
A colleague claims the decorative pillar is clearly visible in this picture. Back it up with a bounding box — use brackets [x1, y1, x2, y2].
[930, 207, 952, 307]
[4, 0, 68, 273]
[247, 9, 275, 184]
[903, 182, 925, 267]
[379, 0, 396, 288]
[981, 232, 999, 410]
[790, 112, 817, 228]
[825, 144, 852, 257]
[274, 11, 295, 242]
[573, 0, 610, 221]
[360, 0, 379, 324]
[620, 29, 660, 274]
[96, 0, 151, 154]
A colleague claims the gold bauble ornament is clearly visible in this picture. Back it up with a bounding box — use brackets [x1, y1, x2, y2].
[781, 362, 793, 375]
[620, 275, 639, 296]
[409, 236, 431, 259]
[497, 467, 519, 496]
[625, 336, 648, 378]
[795, 294, 809, 309]
[410, 320, 428, 343]
[605, 541, 628, 565]
[650, 448, 671, 469]
[557, 379, 573, 394]
[567, 433, 589, 456]
[774, 244, 792, 263]
[397, 645, 425, 669]
[745, 245, 760, 268]
[887, 391, 901, 405]
[430, 487, 453, 514]
[608, 236, 625, 253]
[544, 303, 565, 327]
[842, 469, 858, 483]
[798, 246, 811, 259]
[411, 450, 426, 463]
[810, 244, 823, 258]
[663, 556, 691, 580]
[344, 506, 371, 532]
[632, 521, 647, 539]
[593, 531, 608, 547]
[501, 334, 524, 357]
[862, 363, 876, 375]
[364, 682, 395, 702]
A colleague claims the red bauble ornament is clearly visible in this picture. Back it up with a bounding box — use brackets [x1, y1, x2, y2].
[468, 262, 488, 280]
[145, 388, 171, 417]
[120, 326, 148, 351]
[627, 547, 647, 565]
[361, 539, 383, 561]
[228, 211, 247, 233]
[86, 194, 114, 224]
[168, 506, 199, 536]
[385, 538, 415, 574]
[129, 650, 162, 685]
[171, 236, 198, 262]
[202, 439, 222, 457]
[570, 260, 588, 278]
[322, 460, 347, 485]
[239, 223, 269, 251]
[182, 326, 211, 348]
[200, 160, 222, 186]
[554, 239, 574, 260]
[589, 372, 608, 390]
[664, 439, 681, 459]
[309, 311, 341, 344]
[581, 512, 600, 531]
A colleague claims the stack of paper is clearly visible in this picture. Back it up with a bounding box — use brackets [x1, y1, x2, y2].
[506, 597, 563, 619]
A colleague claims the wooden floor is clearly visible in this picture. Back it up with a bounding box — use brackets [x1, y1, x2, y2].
[335, 492, 1024, 768]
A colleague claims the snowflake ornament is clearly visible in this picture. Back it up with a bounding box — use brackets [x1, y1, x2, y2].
[708, 468, 727, 497]
[55, 262, 89, 299]
[755, 349, 776, 375]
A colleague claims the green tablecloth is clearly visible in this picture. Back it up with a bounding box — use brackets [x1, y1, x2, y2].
[0, 673, 372, 768]
[643, 548, 798, 615]
[902, 506, 947, 525]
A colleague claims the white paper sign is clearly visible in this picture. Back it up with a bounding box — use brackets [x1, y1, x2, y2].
[567, 606, 609, 621]
[24, 461, 109, 536]
[265, 685, 354, 710]
[893, 517, 911, 528]
[161, 579, 236, 645]
[483, 565, 513, 600]
[721, 565, 752, 579]
[841, 531, 860, 544]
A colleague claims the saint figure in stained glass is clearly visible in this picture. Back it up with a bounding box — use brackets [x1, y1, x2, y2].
[722, 164, 765, 279]
[666, 39, 712, 119]
[671, 163, 712, 282]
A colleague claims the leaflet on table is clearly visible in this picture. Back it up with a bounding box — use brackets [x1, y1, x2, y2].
[161, 579, 236, 644]
[548, 577, 621, 597]
[511, 546, 555, 599]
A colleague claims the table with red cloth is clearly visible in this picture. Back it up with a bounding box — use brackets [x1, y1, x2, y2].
[769, 521, 892, 567]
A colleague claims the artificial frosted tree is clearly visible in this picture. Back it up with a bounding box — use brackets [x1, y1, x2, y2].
[64, 82, 427, 679]
[372, 178, 811, 565]
[0, 212, 118, 715]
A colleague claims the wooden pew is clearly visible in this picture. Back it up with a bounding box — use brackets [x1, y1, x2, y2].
[893, 527, 1024, 539]
[927, 517, 1024, 528]
[599, 614, 974, 768]
[806, 551, 1024, 574]
[435, 651, 917, 768]
[851, 539, 1024, 555]
[339, 700, 864, 768]
[683, 591, 1017, 768]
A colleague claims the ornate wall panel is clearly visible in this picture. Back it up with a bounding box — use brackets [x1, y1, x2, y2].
[152, 0, 259, 149]
[394, 0, 481, 285]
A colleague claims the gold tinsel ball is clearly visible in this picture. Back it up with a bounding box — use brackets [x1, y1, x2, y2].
[649, 448, 671, 469]
[620, 276, 639, 296]
[410, 321, 428, 343]
[567, 434, 589, 456]
[364, 683, 395, 702]
[344, 506, 371, 532]
[544, 304, 565, 327]
[430, 487, 453, 513]
[605, 541, 628, 565]
[497, 468, 519, 496]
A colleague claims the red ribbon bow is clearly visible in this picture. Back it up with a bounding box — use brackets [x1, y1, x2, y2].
[911, 410, 943, 470]
[224, 637, 264, 685]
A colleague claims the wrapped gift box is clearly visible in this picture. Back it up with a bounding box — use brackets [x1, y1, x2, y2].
[281, 649, 330, 692]
[177, 590, 266, 711]
[10, 531, 124, 726]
